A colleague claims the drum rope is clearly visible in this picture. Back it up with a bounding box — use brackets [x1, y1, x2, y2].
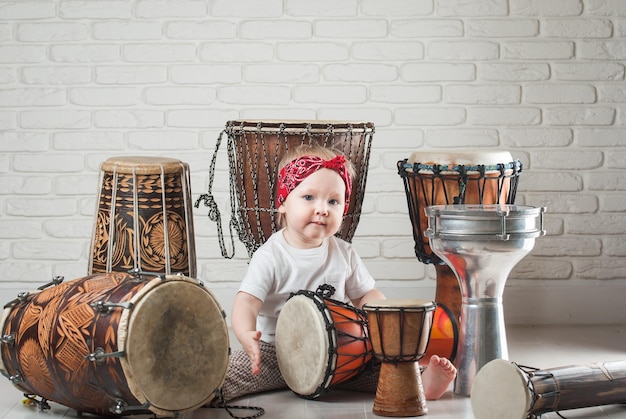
[205, 389, 265, 419]
[195, 128, 241, 259]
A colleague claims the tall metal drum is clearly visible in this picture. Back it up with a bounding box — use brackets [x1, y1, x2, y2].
[425, 204, 545, 396]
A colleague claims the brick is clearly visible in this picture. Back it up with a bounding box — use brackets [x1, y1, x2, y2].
[510, 0, 583, 17]
[44, 220, 93, 239]
[377, 194, 412, 214]
[575, 258, 626, 279]
[602, 195, 626, 211]
[391, 19, 463, 38]
[69, 87, 140, 106]
[502, 41, 575, 59]
[402, 63, 476, 82]
[0, 67, 15, 84]
[167, 109, 239, 128]
[245, 64, 319, 83]
[0, 24, 10, 42]
[518, 171, 582, 192]
[0, 132, 49, 152]
[292, 85, 366, 104]
[135, 0, 207, 17]
[578, 41, 626, 60]
[598, 83, 626, 102]
[94, 110, 164, 128]
[438, 0, 508, 17]
[199, 42, 273, 62]
[315, 19, 387, 38]
[382, 238, 421, 259]
[317, 108, 393, 126]
[524, 194, 598, 214]
[554, 63, 625, 81]
[425, 129, 500, 148]
[445, 84, 521, 104]
[544, 18, 613, 38]
[534, 237, 602, 256]
[586, 0, 626, 16]
[13, 241, 83, 261]
[7, 198, 78, 217]
[0, 88, 65, 107]
[16, 23, 89, 42]
[587, 172, 626, 191]
[123, 44, 196, 63]
[0, 176, 52, 195]
[59, 1, 132, 19]
[54, 132, 125, 151]
[54, 175, 99, 195]
[526, 84, 596, 104]
[145, 87, 217, 105]
[0, 220, 42, 238]
[219, 85, 290, 105]
[577, 128, 626, 146]
[96, 65, 167, 84]
[93, 21, 163, 40]
[567, 214, 626, 234]
[0, 112, 15, 130]
[510, 259, 572, 279]
[277, 42, 349, 62]
[352, 42, 424, 61]
[170, 64, 241, 84]
[128, 130, 199, 150]
[501, 128, 573, 147]
[370, 85, 440, 104]
[367, 129, 424, 149]
[0, 45, 46, 63]
[605, 237, 626, 256]
[51, 44, 119, 63]
[479, 63, 550, 81]
[286, 0, 358, 16]
[466, 19, 539, 37]
[427, 41, 499, 60]
[324, 64, 398, 82]
[240, 20, 311, 39]
[0, 1, 56, 19]
[469, 107, 541, 126]
[544, 107, 615, 126]
[22, 66, 91, 85]
[212, 0, 283, 17]
[20, 111, 90, 129]
[396, 107, 466, 126]
[606, 151, 626, 168]
[13, 154, 84, 173]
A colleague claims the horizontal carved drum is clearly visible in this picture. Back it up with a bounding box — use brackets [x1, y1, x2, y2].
[425, 204, 545, 396]
[275, 287, 372, 399]
[90, 156, 196, 277]
[397, 150, 522, 365]
[471, 359, 626, 419]
[197, 120, 374, 258]
[363, 299, 435, 417]
[0, 272, 229, 416]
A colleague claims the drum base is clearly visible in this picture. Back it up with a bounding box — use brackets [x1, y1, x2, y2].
[373, 363, 427, 417]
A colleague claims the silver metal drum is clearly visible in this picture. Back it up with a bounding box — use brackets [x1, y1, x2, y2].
[425, 204, 545, 397]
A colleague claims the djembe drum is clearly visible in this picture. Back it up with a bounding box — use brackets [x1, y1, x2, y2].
[89, 156, 196, 277]
[275, 286, 373, 399]
[0, 271, 229, 416]
[196, 120, 374, 258]
[363, 299, 436, 417]
[425, 204, 545, 396]
[471, 359, 626, 419]
[397, 151, 522, 364]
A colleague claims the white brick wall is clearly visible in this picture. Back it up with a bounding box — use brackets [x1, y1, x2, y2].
[1, 0, 625, 325]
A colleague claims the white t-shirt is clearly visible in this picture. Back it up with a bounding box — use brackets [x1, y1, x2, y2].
[238, 230, 376, 343]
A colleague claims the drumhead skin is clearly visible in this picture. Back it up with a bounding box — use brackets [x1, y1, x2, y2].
[100, 156, 186, 174]
[119, 276, 229, 414]
[363, 298, 435, 310]
[407, 150, 514, 170]
[471, 359, 531, 419]
[275, 294, 331, 397]
[0, 306, 12, 375]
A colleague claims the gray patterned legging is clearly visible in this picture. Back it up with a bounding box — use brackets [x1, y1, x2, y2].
[220, 341, 380, 402]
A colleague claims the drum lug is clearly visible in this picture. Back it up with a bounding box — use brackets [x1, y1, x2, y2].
[110, 400, 162, 416]
[3, 292, 31, 309]
[0, 333, 15, 346]
[85, 347, 125, 364]
[37, 276, 64, 290]
[128, 268, 165, 282]
[90, 300, 134, 314]
[9, 373, 24, 384]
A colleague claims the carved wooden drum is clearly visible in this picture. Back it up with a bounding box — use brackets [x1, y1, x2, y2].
[0, 272, 229, 416]
[90, 156, 196, 277]
[197, 120, 374, 258]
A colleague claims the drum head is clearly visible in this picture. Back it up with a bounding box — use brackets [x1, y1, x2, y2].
[275, 294, 331, 397]
[471, 359, 530, 419]
[406, 150, 514, 171]
[121, 277, 229, 414]
[100, 156, 185, 174]
[0, 306, 11, 375]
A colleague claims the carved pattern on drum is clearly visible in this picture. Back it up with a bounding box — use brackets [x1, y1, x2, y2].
[19, 338, 55, 397]
[91, 167, 192, 276]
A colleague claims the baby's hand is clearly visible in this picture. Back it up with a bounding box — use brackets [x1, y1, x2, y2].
[241, 330, 262, 375]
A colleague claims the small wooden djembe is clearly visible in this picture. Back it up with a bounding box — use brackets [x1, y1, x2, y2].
[363, 299, 436, 417]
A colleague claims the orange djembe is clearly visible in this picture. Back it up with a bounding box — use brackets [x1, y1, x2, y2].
[363, 299, 435, 417]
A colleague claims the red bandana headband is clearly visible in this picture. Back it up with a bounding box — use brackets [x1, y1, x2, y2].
[276, 155, 352, 215]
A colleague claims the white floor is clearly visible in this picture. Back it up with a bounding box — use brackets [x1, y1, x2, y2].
[1, 325, 625, 419]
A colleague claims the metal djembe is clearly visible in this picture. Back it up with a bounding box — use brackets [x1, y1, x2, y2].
[425, 204, 545, 396]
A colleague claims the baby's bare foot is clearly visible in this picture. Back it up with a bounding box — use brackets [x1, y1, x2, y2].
[422, 355, 457, 400]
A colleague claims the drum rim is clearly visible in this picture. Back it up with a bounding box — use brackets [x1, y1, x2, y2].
[363, 299, 436, 312]
[0, 306, 12, 375]
[100, 156, 188, 174]
[225, 119, 374, 133]
[471, 359, 531, 419]
[425, 204, 543, 216]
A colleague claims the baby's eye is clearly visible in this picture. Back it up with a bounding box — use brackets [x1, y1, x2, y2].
[329, 199, 339, 205]
[303, 195, 314, 201]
